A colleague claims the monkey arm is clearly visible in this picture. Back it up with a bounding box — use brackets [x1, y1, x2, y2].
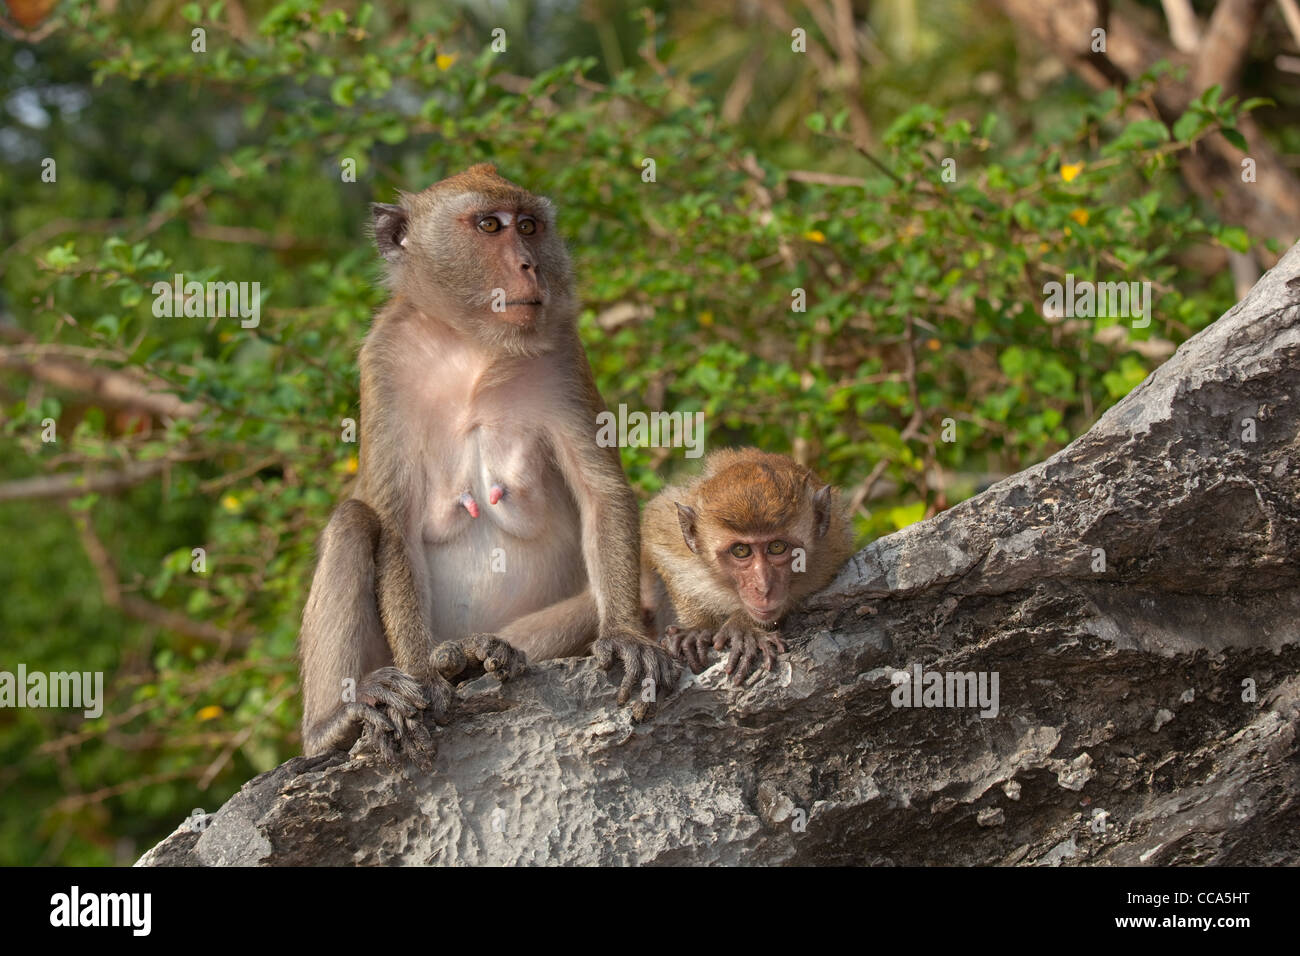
[548, 408, 678, 706]
[299, 499, 439, 764]
[374, 523, 440, 678]
[547, 401, 644, 639]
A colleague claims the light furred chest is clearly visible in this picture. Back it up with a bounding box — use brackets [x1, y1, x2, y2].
[414, 379, 574, 545]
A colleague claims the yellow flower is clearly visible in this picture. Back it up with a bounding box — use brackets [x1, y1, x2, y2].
[196, 705, 223, 721]
[699, 311, 714, 327]
[345, 455, 359, 474]
[803, 230, 826, 243]
[1069, 208, 1090, 226]
[220, 494, 240, 513]
[436, 53, 457, 71]
[1060, 162, 1084, 183]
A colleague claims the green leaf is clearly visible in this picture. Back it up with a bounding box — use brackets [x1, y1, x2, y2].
[1105, 118, 1170, 153]
[44, 243, 80, 268]
[1216, 225, 1250, 253]
[330, 76, 357, 107]
[1220, 127, 1247, 151]
[888, 501, 927, 530]
[1171, 110, 1208, 142]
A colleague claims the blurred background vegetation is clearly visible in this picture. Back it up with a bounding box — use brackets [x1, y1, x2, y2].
[0, 0, 1295, 864]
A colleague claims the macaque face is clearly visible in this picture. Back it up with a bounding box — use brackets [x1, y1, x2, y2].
[408, 191, 569, 337]
[716, 535, 804, 624]
[372, 170, 577, 355]
[455, 204, 550, 328]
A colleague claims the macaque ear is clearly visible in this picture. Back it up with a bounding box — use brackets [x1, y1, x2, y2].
[675, 502, 700, 555]
[371, 202, 408, 262]
[812, 484, 833, 539]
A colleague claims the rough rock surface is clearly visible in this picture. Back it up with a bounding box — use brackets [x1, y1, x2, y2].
[139, 244, 1300, 866]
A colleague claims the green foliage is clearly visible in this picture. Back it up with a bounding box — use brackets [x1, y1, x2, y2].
[0, 1, 1256, 863]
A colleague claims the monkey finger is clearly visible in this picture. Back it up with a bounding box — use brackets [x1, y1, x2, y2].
[367, 666, 428, 708]
[679, 633, 702, 673]
[349, 701, 396, 737]
[362, 682, 423, 718]
[686, 644, 707, 675]
[431, 642, 469, 681]
[397, 714, 436, 770]
[616, 653, 642, 706]
[355, 709, 400, 767]
[724, 637, 745, 677]
[639, 644, 674, 702]
[713, 620, 742, 653]
[733, 638, 760, 686]
[592, 637, 617, 672]
[495, 642, 529, 680]
[664, 625, 685, 660]
[760, 638, 778, 672]
[425, 674, 456, 723]
[694, 632, 715, 669]
[658, 651, 681, 692]
[630, 698, 656, 723]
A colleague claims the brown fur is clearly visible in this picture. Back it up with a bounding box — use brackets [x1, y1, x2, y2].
[642, 448, 855, 683]
[299, 167, 674, 758]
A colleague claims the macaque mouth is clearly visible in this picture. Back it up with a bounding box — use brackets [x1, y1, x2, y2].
[504, 299, 543, 307]
[745, 602, 782, 622]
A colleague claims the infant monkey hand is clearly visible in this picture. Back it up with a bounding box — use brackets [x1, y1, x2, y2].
[712, 614, 787, 685]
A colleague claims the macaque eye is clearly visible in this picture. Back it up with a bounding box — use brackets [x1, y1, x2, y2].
[518, 216, 537, 235]
[730, 543, 752, 559]
[477, 216, 502, 234]
[768, 540, 787, 555]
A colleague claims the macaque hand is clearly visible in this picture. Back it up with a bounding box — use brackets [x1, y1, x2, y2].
[713, 617, 788, 686]
[663, 625, 716, 675]
[432, 633, 528, 685]
[592, 628, 680, 711]
[353, 666, 441, 770]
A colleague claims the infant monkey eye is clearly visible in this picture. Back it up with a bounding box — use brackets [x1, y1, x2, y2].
[768, 540, 788, 555]
[518, 216, 537, 235]
[477, 216, 502, 233]
[730, 543, 752, 559]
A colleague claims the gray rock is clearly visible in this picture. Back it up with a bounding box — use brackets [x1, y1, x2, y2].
[139, 242, 1300, 867]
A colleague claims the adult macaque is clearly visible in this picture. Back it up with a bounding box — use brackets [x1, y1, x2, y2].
[642, 448, 853, 684]
[299, 164, 676, 763]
